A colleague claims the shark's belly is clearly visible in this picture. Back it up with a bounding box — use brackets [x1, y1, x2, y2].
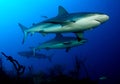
[42, 20, 100, 33]
[73, 19, 101, 31]
[43, 26, 79, 33]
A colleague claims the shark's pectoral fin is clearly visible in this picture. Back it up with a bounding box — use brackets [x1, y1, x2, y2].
[76, 36, 82, 41]
[75, 32, 84, 41]
[65, 47, 71, 52]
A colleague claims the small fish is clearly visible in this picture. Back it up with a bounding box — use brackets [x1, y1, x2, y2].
[41, 16, 48, 18]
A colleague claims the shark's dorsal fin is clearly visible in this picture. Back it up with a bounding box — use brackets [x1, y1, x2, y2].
[58, 6, 69, 16]
[55, 33, 63, 38]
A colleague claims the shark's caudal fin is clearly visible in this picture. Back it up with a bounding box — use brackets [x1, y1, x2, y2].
[58, 6, 69, 16]
[47, 53, 54, 62]
[29, 47, 36, 56]
[18, 23, 28, 44]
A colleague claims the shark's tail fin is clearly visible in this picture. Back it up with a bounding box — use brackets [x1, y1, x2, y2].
[47, 53, 54, 62]
[29, 47, 36, 56]
[33, 48, 36, 56]
[18, 23, 28, 44]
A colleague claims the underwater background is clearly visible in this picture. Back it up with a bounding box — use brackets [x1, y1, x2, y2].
[0, 0, 120, 84]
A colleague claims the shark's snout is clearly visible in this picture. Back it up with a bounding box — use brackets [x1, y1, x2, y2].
[95, 14, 109, 23]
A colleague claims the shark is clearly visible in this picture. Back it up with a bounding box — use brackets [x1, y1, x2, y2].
[18, 6, 109, 44]
[31, 34, 87, 56]
[18, 50, 54, 62]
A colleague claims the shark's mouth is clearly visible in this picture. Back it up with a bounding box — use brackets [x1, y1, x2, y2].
[95, 19, 102, 23]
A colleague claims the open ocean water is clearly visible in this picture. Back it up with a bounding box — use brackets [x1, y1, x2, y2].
[0, 0, 120, 84]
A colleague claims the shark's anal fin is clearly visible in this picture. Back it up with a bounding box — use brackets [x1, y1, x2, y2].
[65, 47, 71, 52]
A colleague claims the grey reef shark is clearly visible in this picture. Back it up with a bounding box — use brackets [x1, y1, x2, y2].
[18, 50, 54, 62]
[31, 34, 87, 56]
[18, 5, 109, 44]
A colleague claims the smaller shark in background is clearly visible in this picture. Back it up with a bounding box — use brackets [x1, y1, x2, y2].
[18, 6, 109, 44]
[18, 50, 54, 62]
[31, 34, 87, 56]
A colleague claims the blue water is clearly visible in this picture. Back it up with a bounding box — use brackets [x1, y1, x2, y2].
[0, 0, 120, 84]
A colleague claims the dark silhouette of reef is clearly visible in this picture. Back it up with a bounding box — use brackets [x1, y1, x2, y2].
[0, 52, 33, 84]
[1, 52, 25, 78]
[0, 52, 99, 84]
